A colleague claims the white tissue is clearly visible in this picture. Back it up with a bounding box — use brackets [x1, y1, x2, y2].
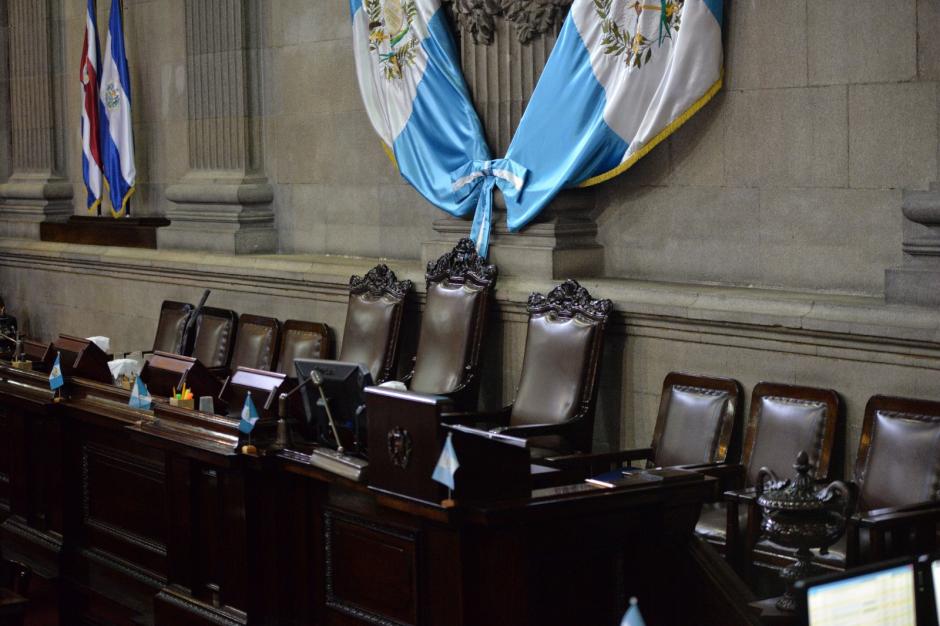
[87, 336, 111, 354]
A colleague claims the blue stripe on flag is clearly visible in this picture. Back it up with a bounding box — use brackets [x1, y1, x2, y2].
[503, 15, 629, 232]
[349, 0, 362, 19]
[108, 0, 132, 100]
[393, 9, 490, 218]
[702, 0, 723, 23]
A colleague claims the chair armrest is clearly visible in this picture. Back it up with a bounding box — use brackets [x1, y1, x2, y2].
[854, 500, 940, 529]
[492, 422, 572, 439]
[722, 484, 758, 504]
[440, 406, 512, 427]
[678, 462, 745, 494]
[544, 448, 654, 468]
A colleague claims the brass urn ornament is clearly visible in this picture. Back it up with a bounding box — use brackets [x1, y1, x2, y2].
[756, 450, 854, 612]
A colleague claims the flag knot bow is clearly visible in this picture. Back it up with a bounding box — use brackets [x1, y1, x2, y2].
[450, 158, 529, 258]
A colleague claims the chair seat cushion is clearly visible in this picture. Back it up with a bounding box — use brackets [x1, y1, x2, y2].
[694, 502, 748, 544]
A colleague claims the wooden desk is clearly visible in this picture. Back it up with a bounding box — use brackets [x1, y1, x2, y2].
[0, 362, 744, 626]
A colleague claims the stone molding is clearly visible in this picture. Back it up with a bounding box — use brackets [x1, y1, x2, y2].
[163, 0, 275, 254]
[0, 0, 72, 239]
[6, 238, 940, 364]
[886, 183, 940, 305]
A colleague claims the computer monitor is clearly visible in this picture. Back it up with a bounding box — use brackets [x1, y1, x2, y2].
[797, 558, 918, 626]
[294, 358, 373, 454]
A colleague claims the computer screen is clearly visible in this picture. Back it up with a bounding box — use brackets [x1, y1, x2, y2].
[807, 563, 917, 626]
[931, 559, 940, 624]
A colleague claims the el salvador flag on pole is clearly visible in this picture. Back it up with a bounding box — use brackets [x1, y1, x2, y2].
[350, 0, 525, 257]
[99, 0, 136, 218]
[80, 0, 103, 215]
[239, 392, 260, 435]
[503, 0, 723, 232]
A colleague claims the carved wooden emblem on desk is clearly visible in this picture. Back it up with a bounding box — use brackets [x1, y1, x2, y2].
[386, 427, 413, 469]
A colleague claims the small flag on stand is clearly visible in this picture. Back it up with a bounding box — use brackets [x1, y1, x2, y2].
[49, 354, 64, 391]
[239, 392, 260, 435]
[80, 0, 103, 215]
[99, 0, 136, 218]
[621, 597, 647, 626]
[431, 433, 460, 491]
[128, 376, 151, 410]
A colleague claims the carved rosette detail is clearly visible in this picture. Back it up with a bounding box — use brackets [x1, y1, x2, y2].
[349, 264, 413, 300]
[426, 237, 498, 287]
[527, 279, 613, 321]
[450, 0, 572, 45]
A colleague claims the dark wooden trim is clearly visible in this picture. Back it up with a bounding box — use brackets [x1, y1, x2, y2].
[40, 215, 170, 249]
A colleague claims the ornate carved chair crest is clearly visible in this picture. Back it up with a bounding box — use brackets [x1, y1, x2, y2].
[404, 238, 498, 409]
[339, 264, 413, 384]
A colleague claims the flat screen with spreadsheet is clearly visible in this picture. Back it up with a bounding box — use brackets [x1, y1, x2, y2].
[807, 563, 917, 626]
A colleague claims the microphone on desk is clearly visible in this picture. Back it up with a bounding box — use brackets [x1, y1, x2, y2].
[276, 374, 316, 450]
[309, 369, 345, 454]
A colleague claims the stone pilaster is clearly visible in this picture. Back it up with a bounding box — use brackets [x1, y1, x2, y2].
[160, 0, 275, 255]
[0, 0, 72, 239]
[423, 0, 603, 279]
[885, 183, 940, 305]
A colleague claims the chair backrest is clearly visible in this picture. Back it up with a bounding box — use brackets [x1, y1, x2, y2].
[152, 301, 194, 354]
[651, 372, 743, 468]
[276, 320, 332, 377]
[509, 280, 612, 452]
[338, 264, 412, 383]
[854, 396, 940, 511]
[229, 314, 280, 372]
[410, 239, 496, 400]
[191, 307, 238, 369]
[742, 382, 840, 487]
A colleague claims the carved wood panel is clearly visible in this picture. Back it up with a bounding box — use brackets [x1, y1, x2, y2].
[81, 442, 168, 576]
[324, 509, 421, 626]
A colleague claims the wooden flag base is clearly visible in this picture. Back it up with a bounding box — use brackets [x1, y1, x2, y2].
[241, 444, 258, 456]
[10, 360, 31, 371]
[441, 498, 456, 509]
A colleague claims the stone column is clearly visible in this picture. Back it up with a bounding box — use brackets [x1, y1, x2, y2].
[422, 0, 603, 279]
[0, 0, 72, 239]
[160, 0, 275, 255]
[885, 183, 940, 305]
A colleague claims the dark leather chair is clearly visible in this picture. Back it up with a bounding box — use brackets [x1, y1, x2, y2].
[467, 280, 611, 456]
[697, 382, 840, 568]
[151, 301, 194, 355]
[229, 314, 280, 372]
[276, 320, 333, 378]
[191, 306, 238, 377]
[758, 395, 940, 571]
[338, 264, 412, 383]
[402, 238, 496, 410]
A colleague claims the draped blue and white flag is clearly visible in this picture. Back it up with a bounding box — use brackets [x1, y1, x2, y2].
[504, 0, 724, 231]
[350, 0, 526, 256]
[621, 597, 647, 626]
[99, 0, 136, 218]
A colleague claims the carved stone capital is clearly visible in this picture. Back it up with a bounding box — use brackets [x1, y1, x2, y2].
[449, 0, 572, 45]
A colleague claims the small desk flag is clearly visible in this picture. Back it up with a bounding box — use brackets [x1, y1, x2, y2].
[621, 597, 646, 626]
[431, 432, 459, 490]
[99, 0, 136, 217]
[49, 354, 64, 391]
[128, 377, 152, 410]
[239, 392, 260, 435]
[80, 0, 103, 214]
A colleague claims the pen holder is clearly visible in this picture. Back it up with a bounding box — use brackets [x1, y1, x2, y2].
[170, 397, 195, 410]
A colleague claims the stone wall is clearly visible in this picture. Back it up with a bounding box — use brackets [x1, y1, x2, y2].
[42, 0, 940, 293]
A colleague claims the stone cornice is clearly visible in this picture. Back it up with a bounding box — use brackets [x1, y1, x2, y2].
[2, 239, 940, 364]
